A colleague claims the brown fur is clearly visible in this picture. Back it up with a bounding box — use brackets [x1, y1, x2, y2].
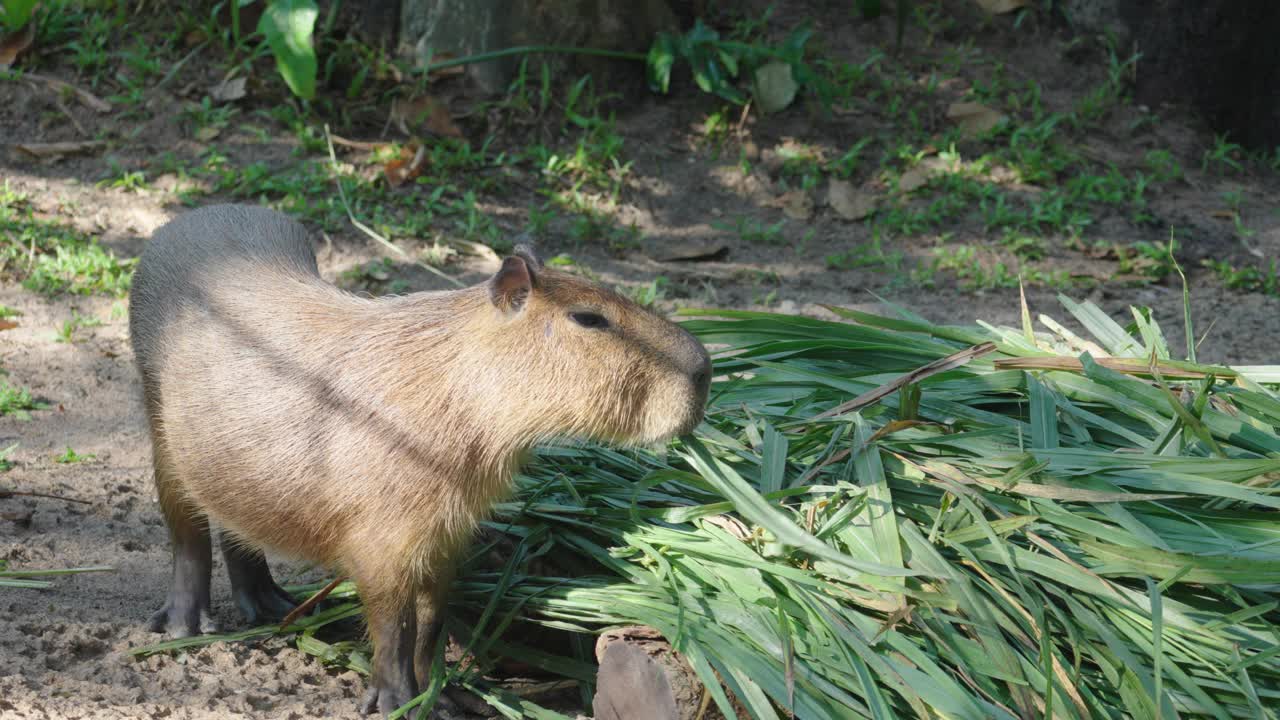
[129, 205, 710, 716]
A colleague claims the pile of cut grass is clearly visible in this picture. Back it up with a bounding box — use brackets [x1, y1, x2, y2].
[138, 296, 1280, 720]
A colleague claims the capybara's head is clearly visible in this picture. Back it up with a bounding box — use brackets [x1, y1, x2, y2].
[456, 246, 711, 446]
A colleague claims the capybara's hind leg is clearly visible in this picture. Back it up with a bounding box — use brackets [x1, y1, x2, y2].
[220, 530, 299, 624]
[148, 440, 217, 637]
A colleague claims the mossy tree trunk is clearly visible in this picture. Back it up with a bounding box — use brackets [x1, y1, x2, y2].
[1061, 0, 1280, 149]
[398, 0, 682, 92]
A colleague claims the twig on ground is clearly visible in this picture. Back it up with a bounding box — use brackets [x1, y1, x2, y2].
[0, 488, 92, 505]
[279, 575, 347, 629]
[323, 124, 466, 288]
[21, 72, 111, 112]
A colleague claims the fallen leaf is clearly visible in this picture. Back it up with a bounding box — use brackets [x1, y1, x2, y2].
[447, 239, 501, 266]
[656, 241, 730, 263]
[703, 514, 752, 540]
[0, 320, 17, 331]
[209, 76, 247, 102]
[16, 140, 106, 159]
[0, 21, 35, 69]
[947, 101, 1006, 138]
[391, 95, 462, 138]
[779, 190, 813, 221]
[1209, 210, 1236, 220]
[194, 126, 222, 142]
[752, 61, 798, 114]
[974, 0, 1030, 13]
[898, 167, 932, 193]
[827, 178, 878, 220]
[384, 143, 427, 187]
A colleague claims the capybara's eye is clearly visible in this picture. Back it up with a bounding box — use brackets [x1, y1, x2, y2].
[570, 311, 609, 329]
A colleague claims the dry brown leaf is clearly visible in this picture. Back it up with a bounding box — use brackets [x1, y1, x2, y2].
[384, 143, 428, 187]
[702, 514, 752, 540]
[827, 178, 877, 220]
[194, 126, 222, 142]
[0, 320, 17, 331]
[974, 0, 1030, 13]
[16, 140, 106, 159]
[779, 190, 813, 220]
[391, 95, 463, 139]
[656, 241, 730, 263]
[0, 21, 35, 69]
[947, 101, 1006, 138]
[209, 76, 247, 103]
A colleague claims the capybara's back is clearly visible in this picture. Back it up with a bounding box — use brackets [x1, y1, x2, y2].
[130, 203, 711, 716]
[130, 204, 319, 387]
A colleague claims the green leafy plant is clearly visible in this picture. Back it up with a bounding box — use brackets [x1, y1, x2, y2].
[257, 0, 318, 100]
[0, 379, 43, 420]
[54, 311, 103, 344]
[54, 446, 95, 464]
[647, 20, 822, 111]
[0, 0, 36, 31]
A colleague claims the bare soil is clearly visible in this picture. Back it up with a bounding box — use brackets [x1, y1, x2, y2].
[2, 2, 1279, 719]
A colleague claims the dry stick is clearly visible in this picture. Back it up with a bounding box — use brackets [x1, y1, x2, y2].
[993, 355, 1232, 380]
[154, 41, 210, 92]
[279, 575, 348, 629]
[322, 125, 466, 288]
[811, 342, 999, 421]
[53, 97, 88, 136]
[329, 134, 385, 151]
[0, 488, 92, 504]
[21, 72, 111, 112]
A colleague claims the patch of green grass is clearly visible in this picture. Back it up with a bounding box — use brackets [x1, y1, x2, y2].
[1205, 259, 1280, 296]
[620, 277, 669, 308]
[716, 217, 786, 245]
[54, 446, 94, 464]
[1144, 149, 1184, 183]
[97, 160, 151, 193]
[0, 305, 20, 319]
[1202, 133, 1245, 174]
[0, 379, 44, 420]
[339, 258, 410, 295]
[825, 234, 902, 271]
[932, 245, 1018, 290]
[182, 96, 241, 140]
[0, 443, 15, 472]
[1115, 240, 1176, 281]
[54, 311, 103, 344]
[0, 185, 134, 297]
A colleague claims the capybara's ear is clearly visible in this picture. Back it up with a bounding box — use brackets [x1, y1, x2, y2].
[512, 241, 543, 271]
[488, 255, 534, 313]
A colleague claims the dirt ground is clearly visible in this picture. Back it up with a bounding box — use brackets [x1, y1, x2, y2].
[3, 2, 1280, 719]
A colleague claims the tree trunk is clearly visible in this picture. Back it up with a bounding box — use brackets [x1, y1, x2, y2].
[1060, 0, 1280, 150]
[398, 0, 680, 93]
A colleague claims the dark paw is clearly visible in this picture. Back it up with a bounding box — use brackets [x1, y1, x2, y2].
[232, 580, 299, 625]
[146, 600, 219, 637]
[359, 686, 462, 719]
[359, 685, 414, 717]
